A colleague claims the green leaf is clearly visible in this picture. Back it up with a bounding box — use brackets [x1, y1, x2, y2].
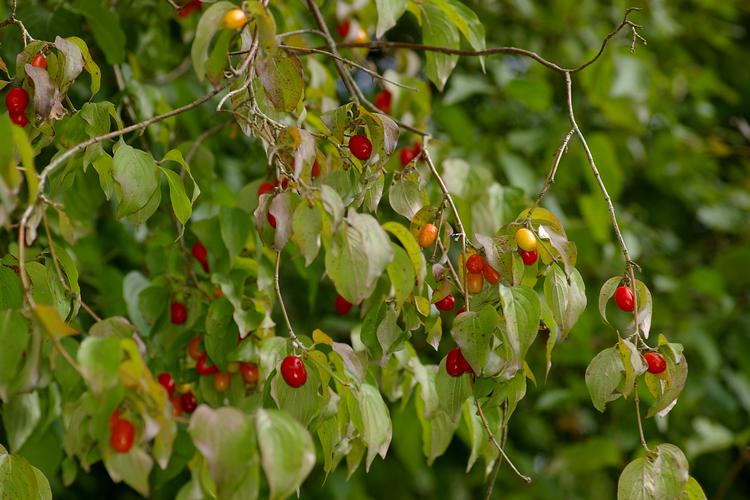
[499, 284, 541, 370]
[598, 276, 621, 327]
[543, 265, 587, 337]
[112, 145, 160, 218]
[617, 444, 689, 500]
[388, 173, 425, 220]
[646, 346, 688, 418]
[270, 358, 323, 427]
[2, 391, 41, 452]
[160, 167, 192, 225]
[430, 0, 486, 53]
[191, 1, 235, 81]
[68, 0, 125, 65]
[325, 210, 394, 304]
[382, 221, 426, 287]
[292, 202, 322, 265]
[0, 452, 52, 500]
[585, 347, 624, 412]
[103, 447, 153, 497]
[33, 304, 77, 338]
[77, 336, 122, 394]
[256, 51, 304, 112]
[255, 408, 315, 500]
[0, 311, 28, 390]
[204, 298, 238, 372]
[451, 304, 499, 374]
[435, 357, 472, 421]
[387, 243, 415, 309]
[66, 36, 101, 95]
[0, 266, 23, 310]
[681, 476, 707, 500]
[618, 336, 646, 399]
[357, 383, 392, 471]
[220, 207, 252, 260]
[375, 0, 407, 37]
[420, 3, 460, 91]
[188, 406, 259, 499]
[12, 125, 38, 204]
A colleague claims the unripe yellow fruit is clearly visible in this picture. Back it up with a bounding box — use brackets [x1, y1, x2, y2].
[223, 9, 247, 30]
[515, 228, 537, 252]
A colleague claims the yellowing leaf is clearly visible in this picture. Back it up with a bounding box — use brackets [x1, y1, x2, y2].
[33, 304, 77, 338]
[312, 329, 333, 346]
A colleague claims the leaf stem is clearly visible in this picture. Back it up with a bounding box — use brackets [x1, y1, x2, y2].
[274, 250, 300, 347]
[475, 399, 531, 484]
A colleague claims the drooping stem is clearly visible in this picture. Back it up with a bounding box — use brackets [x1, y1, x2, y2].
[274, 250, 300, 345]
[633, 381, 654, 454]
[526, 129, 574, 222]
[475, 399, 531, 483]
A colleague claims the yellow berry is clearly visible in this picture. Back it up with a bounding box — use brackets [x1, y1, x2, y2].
[223, 9, 247, 30]
[515, 228, 537, 252]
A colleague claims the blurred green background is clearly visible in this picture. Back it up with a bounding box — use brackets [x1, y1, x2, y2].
[2, 0, 749, 498]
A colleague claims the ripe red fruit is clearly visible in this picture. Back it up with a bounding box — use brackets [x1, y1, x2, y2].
[519, 249, 538, 266]
[466, 254, 485, 274]
[418, 223, 438, 248]
[374, 89, 392, 114]
[157, 372, 175, 397]
[348, 134, 373, 161]
[280, 177, 289, 190]
[171, 395, 183, 416]
[435, 293, 456, 312]
[170, 302, 187, 325]
[455, 306, 466, 316]
[31, 53, 47, 69]
[191, 241, 209, 272]
[614, 286, 635, 312]
[109, 409, 121, 428]
[257, 181, 275, 196]
[267, 211, 277, 228]
[239, 362, 259, 384]
[446, 347, 471, 377]
[110, 418, 135, 453]
[311, 160, 320, 179]
[337, 20, 351, 38]
[188, 336, 203, 361]
[335, 294, 353, 315]
[213, 372, 231, 392]
[5, 87, 29, 113]
[9, 112, 28, 127]
[280, 355, 307, 388]
[196, 353, 219, 376]
[177, 0, 201, 17]
[399, 147, 417, 167]
[643, 352, 667, 374]
[467, 272, 484, 294]
[483, 265, 501, 285]
[180, 391, 197, 413]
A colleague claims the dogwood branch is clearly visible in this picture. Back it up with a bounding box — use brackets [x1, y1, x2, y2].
[526, 129, 574, 222]
[274, 250, 301, 347]
[475, 399, 531, 484]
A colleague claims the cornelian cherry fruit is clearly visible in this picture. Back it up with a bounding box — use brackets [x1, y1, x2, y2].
[614, 286, 635, 312]
[223, 9, 247, 29]
[257, 181, 275, 196]
[520, 249, 538, 266]
[446, 347, 471, 377]
[337, 20, 351, 38]
[335, 294, 353, 315]
[483, 265, 501, 285]
[643, 352, 667, 374]
[31, 53, 47, 69]
[170, 302, 187, 325]
[435, 293, 456, 312]
[180, 391, 197, 413]
[157, 372, 175, 397]
[110, 418, 135, 453]
[280, 355, 307, 388]
[239, 362, 259, 384]
[188, 336, 203, 361]
[5, 87, 29, 113]
[374, 89, 392, 114]
[196, 353, 219, 376]
[213, 372, 231, 392]
[466, 254, 484, 273]
[418, 223, 438, 248]
[467, 272, 484, 294]
[348, 134, 372, 161]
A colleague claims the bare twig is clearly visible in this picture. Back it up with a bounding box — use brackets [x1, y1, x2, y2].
[274, 250, 300, 346]
[526, 129, 574, 222]
[184, 121, 230, 164]
[475, 399, 531, 483]
[0, 0, 34, 47]
[633, 381, 654, 454]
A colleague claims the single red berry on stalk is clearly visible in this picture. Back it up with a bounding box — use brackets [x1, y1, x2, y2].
[337, 20, 351, 38]
[31, 53, 47, 69]
[157, 372, 176, 397]
[180, 391, 197, 413]
[483, 265, 501, 285]
[311, 160, 320, 179]
[9, 112, 28, 127]
[170, 302, 187, 325]
[466, 254, 485, 274]
[196, 353, 219, 376]
[257, 181, 275, 196]
[520, 249, 538, 266]
[614, 286, 635, 312]
[643, 352, 667, 374]
[446, 347, 471, 377]
[191, 241, 209, 272]
[5, 87, 29, 113]
[348, 134, 373, 161]
[267, 211, 277, 228]
[239, 362, 259, 384]
[335, 294, 353, 315]
[110, 418, 135, 453]
[435, 293, 456, 312]
[374, 89, 392, 114]
[280, 355, 307, 388]
[399, 147, 418, 167]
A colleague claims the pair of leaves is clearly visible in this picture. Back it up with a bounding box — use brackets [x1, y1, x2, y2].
[617, 444, 705, 500]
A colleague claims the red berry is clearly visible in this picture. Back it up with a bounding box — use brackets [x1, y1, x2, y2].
[466, 254, 485, 274]
[614, 286, 635, 312]
[337, 20, 351, 38]
[31, 53, 47, 69]
[170, 302, 187, 325]
[483, 265, 501, 285]
[188, 336, 203, 361]
[171, 395, 183, 416]
[109, 409, 121, 428]
[399, 147, 417, 167]
[280, 177, 289, 190]
[213, 372, 231, 392]
[257, 181, 275, 196]
[196, 353, 219, 376]
[110, 418, 135, 453]
[643, 352, 667, 374]
[9, 112, 28, 127]
[267, 211, 277, 228]
[335, 294, 353, 315]
[374, 89, 392, 114]
[5, 87, 29, 113]
[446, 347, 471, 377]
[435, 293, 456, 312]
[191, 241, 209, 272]
[455, 306, 466, 316]
[180, 391, 197, 413]
[157, 372, 176, 397]
[280, 355, 307, 388]
[348, 134, 373, 161]
[311, 160, 320, 179]
[239, 362, 259, 384]
[519, 249, 538, 266]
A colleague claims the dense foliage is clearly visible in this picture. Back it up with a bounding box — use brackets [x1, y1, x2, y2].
[0, 0, 748, 499]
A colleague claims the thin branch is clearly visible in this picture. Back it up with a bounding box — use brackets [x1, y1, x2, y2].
[526, 129, 574, 222]
[304, 0, 361, 103]
[633, 381, 654, 454]
[570, 7, 644, 73]
[184, 121, 230, 164]
[274, 250, 300, 346]
[437, 237, 465, 297]
[0, 0, 34, 47]
[475, 399, 531, 483]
